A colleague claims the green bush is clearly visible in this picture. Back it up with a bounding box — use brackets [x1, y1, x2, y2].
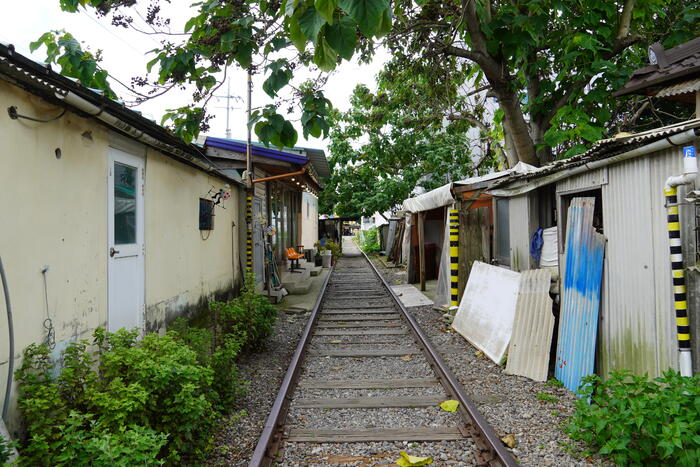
[360, 227, 381, 253]
[315, 240, 342, 262]
[14, 275, 277, 466]
[1, 433, 16, 464]
[15, 329, 215, 466]
[565, 370, 700, 466]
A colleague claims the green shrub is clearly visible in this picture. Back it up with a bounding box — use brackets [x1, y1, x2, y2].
[565, 370, 700, 466]
[15, 329, 215, 466]
[360, 227, 381, 253]
[1, 432, 16, 464]
[212, 273, 277, 352]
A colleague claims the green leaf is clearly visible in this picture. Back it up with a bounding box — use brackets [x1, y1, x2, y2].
[298, 7, 327, 43]
[262, 68, 292, 98]
[313, 35, 338, 71]
[338, 0, 389, 37]
[288, 17, 306, 52]
[376, 7, 392, 37]
[325, 17, 356, 60]
[315, 0, 338, 24]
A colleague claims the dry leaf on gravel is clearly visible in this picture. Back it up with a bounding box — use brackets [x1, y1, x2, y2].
[395, 451, 433, 466]
[439, 400, 460, 412]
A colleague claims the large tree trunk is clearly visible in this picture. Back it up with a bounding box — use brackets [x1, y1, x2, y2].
[494, 90, 538, 167]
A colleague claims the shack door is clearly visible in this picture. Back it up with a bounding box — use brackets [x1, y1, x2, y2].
[107, 148, 145, 332]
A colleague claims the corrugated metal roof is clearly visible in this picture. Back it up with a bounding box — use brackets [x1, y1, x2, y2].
[555, 197, 606, 393]
[491, 119, 700, 192]
[505, 269, 554, 382]
[656, 77, 700, 97]
[205, 136, 309, 164]
[615, 37, 700, 96]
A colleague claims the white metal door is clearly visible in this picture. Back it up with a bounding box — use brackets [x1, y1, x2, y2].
[107, 148, 145, 332]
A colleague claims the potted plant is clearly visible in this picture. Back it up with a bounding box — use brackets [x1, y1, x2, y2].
[314, 249, 322, 266]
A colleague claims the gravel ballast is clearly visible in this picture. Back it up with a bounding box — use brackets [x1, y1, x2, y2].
[370, 255, 604, 466]
[206, 311, 308, 466]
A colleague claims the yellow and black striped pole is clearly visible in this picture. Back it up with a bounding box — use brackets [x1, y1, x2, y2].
[449, 208, 459, 307]
[665, 186, 692, 374]
[246, 194, 253, 274]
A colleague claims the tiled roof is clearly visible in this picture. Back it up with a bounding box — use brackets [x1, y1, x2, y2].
[615, 37, 700, 97]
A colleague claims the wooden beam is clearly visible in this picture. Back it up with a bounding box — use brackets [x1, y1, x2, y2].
[418, 212, 426, 291]
[294, 396, 445, 409]
[314, 329, 408, 336]
[286, 427, 465, 442]
[307, 348, 418, 357]
[299, 378, 439, 389]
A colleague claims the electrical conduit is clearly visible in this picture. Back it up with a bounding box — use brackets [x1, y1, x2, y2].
[1, 257, 14, 422]
[664, 145, 697, 377]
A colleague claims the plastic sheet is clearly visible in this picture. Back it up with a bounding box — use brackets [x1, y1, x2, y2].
[401, 213, 413, 265]
[402, 183, 454, 213]
[434, 213, 452, 308]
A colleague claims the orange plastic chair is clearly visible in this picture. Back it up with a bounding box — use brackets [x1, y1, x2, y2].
[286, 247, 303, 272]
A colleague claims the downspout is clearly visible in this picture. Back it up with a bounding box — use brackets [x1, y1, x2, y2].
[1, 257, 14, 422]
[664, 145, 697, 377]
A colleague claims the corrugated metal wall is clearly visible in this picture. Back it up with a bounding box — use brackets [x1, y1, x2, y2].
[557, 167, 608, 193]
[556, 142, 699, 378]
[509, 193, 538, 271]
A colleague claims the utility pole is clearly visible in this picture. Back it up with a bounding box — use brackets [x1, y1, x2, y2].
[246, 68, 253, 188]
[213, 71, 242, 139]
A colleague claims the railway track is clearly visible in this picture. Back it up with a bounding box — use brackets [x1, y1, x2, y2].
[250, 244, 515, 466]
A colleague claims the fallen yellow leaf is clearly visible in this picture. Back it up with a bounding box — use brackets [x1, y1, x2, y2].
[400, 355, 413, 361]
[501, 434, 517, 448]
[395, 451, 433, 466]
[329, 340, 342, 344]
[439, 400, 460, 412]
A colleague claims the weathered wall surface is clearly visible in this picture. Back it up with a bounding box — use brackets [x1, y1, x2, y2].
[0, 81, 240, 433]
[556, 142, 699, 378]
[301, 191, 318, 250]
[143, 148, 240, 332]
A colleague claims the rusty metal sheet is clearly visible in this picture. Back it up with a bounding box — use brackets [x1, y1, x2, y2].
[505, 269, 554, 381]
[555, 198, 605, 393]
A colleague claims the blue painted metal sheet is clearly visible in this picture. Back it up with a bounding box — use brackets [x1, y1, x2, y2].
[205, 136, 309, 164]
[555, 197, 605, 393]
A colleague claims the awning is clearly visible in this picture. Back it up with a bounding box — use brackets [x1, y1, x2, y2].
[402, 183, 454, 213]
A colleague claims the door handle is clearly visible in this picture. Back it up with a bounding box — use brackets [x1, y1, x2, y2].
[109, 247, 120, 257]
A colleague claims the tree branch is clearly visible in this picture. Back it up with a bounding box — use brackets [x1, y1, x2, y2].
[616, 0, 636, 41]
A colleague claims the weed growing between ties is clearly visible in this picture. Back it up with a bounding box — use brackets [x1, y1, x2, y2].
[14, 273, 277, 466]
[565, 370, 700, 466]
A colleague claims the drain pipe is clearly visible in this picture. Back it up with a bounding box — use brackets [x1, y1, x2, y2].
[664, 145, 697, 377]
[1, 257, 14, 422]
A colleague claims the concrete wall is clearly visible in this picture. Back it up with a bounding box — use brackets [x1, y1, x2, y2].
[301, 191, 318, 250]
[0, 81, 240, 432]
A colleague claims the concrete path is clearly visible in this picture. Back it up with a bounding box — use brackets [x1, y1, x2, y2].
[390, 283, 434, 307]
[342, 235, 362, 256]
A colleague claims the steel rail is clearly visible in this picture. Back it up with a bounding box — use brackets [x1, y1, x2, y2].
[248, 266, 333, 467]
[360, 250, 517, 467]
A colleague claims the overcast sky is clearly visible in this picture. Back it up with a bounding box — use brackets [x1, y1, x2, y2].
[0, 1, 389, 150]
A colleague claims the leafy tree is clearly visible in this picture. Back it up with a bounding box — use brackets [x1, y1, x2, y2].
[29, 30, 116, 98]
[42, 0, 699, 166]
[319, 55, 492, 216]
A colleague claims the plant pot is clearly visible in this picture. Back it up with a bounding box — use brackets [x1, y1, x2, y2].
[314, 256, 322, 266]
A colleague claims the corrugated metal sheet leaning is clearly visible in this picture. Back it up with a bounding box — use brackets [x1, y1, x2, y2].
[555, 198, 606, 393]
[505, 269, 554, 382]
